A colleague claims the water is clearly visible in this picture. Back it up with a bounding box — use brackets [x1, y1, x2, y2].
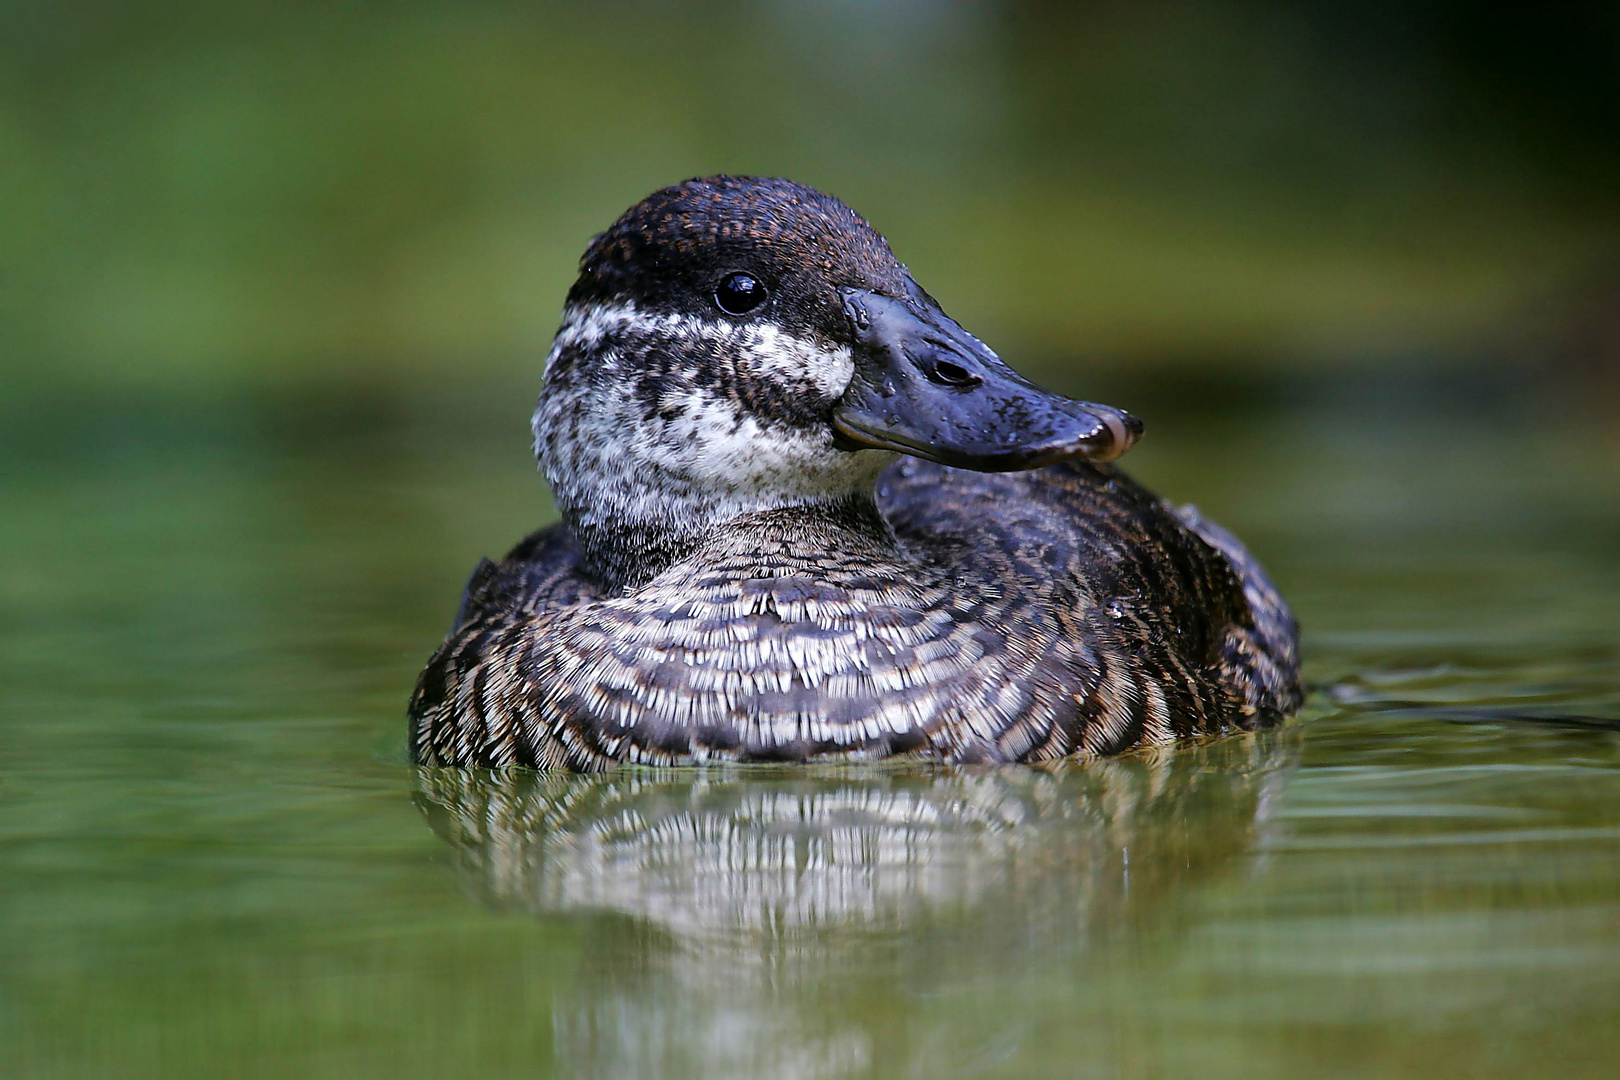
[3, 371, 1618, 1078]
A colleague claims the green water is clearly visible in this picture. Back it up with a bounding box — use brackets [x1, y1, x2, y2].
[3, 373, 1618, 1078]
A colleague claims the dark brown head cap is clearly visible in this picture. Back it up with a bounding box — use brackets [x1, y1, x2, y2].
[568, 176, 910, 340]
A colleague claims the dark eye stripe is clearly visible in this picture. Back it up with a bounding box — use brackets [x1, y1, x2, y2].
[715, 272, 766, 315]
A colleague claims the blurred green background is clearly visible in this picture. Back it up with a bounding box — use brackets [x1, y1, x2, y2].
[5, 0, 1619, 399]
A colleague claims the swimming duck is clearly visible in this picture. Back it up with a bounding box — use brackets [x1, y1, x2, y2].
[409, 176, 1301, 769]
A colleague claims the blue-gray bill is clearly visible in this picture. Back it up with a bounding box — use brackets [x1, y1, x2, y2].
[832, 286, 1142, 470]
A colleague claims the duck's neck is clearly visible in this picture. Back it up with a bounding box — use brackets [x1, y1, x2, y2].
[563, 495, 900, 595]
[567, 491, 893, 593]
[537, 395, 897, 592]
[534, 347, 899, 593]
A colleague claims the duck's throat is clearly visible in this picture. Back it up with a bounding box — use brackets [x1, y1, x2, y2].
[567, 509, 708, 593]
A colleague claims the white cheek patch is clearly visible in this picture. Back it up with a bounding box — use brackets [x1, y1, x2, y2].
[544, 303, 855, 400]
[534, 302, 886, 549]
[648, 392, 864, 496]
[545, 304, 635, 370]
[735, 322, 854, 400]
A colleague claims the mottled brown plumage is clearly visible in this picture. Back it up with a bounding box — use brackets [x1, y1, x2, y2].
[408, 176, 1301, 769]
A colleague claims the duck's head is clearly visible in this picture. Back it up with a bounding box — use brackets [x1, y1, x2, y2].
[534, 175, 1141, 589]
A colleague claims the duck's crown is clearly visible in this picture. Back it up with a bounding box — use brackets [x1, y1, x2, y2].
[533, 176, 1141, 591]
[567, 175, 905, 332]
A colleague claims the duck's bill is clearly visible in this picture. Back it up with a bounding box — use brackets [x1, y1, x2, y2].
[832, 287, 1142, 472]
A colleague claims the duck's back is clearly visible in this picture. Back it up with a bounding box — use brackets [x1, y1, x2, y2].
[880, 458, 1300, 727]
[409, 460, 1300, 769]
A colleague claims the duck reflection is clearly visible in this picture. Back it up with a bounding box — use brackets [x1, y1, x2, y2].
[416, 730, 1299, 1078]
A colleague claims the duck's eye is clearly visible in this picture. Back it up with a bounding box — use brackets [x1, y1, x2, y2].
[715, 272, 766, 316]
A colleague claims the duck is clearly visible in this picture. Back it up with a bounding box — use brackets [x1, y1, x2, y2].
[409, 175, 1301, 770]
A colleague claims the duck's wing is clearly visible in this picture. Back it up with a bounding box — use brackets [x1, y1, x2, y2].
[445, 524, 599, 632]
[1170, 504, 1302, 721]
[876, 457, 1302, 730]
[410, 523, 602, 767]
